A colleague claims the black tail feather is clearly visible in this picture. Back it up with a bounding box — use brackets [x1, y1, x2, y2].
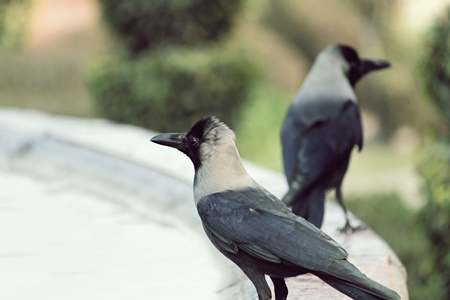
[317, 273, 400, 300]
[289, 188, 325, 229]
[320, 276, 383, 300]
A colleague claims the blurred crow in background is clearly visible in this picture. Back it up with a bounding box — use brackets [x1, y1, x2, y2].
[280, 44, 390, 233]
[151, 116, 399, 300]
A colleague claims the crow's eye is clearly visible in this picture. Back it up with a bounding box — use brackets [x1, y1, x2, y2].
[188, 137, 200, 147]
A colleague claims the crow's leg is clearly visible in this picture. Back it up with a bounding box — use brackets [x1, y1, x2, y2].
[336, 186, 367, 234]
[270, 277, 288, 300]
[241, 266, 272, 300]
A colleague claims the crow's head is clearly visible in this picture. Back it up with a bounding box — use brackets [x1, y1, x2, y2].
[151, 116, 235, 171]
[151, 116, 257, 202]
[326, 44, 390, 86]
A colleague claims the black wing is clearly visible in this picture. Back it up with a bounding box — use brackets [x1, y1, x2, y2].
[280, 108, 307, 183]
[283, 101, 363, 197]
[197, 188, 348, 272]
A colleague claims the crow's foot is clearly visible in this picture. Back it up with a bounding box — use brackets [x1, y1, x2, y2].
[338, 221, 368, 234]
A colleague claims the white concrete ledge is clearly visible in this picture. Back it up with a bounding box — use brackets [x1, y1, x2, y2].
[0, 108, 408, 299]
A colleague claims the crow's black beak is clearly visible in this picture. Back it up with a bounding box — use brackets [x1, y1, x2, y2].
[359, 58, 391, 74]
[150, 133, 186, 149]
[349, 58, 391, 86]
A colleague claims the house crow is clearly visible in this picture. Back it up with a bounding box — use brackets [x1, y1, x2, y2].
[280, 44, 390, 232]
[151, 116, 399, 300]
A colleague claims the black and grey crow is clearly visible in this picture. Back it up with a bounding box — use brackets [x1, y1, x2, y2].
[151, 116, 400, 300]
[280, 44, 390, 233]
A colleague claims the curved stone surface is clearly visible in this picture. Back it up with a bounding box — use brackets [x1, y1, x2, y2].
[0, 108, 408, 299]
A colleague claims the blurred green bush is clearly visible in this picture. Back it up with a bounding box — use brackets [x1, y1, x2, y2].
[87, 46, 257, 132]
[416, 7, 450, 299]
[0, 0, 31, 48]
[416, 144, 450, 299]
[90, 0, 257, 132]
[422, 7, 450, 136]
[98, 0, 242, 56]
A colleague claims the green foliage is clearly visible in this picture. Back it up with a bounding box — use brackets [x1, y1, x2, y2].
[235, 81, 290, 171]
[98, 0, 243, 56]
[417, 9, 450, 298]
[422, 7, 450, 135]
[0, 0, 31, 48]
[87, 46, 257, 132]
[91, 0, 256, 132]
[416, 143, 450, 299]
[347, 194, 444, 300]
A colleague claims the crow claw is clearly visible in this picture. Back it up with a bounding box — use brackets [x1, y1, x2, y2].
[338, 222, 368, 234]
